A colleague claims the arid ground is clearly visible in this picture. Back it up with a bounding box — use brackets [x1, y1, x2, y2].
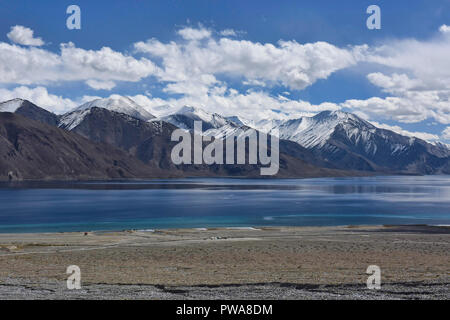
[0, 225, 448, 299]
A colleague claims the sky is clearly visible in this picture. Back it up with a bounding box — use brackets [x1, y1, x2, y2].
[0, 0, 449, 143]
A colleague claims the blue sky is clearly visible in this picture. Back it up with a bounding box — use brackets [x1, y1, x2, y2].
[0, 0, 449, 142]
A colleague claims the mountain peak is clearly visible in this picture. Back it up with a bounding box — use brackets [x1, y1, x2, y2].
[315, 110, 363, 122]
[161, 105, 240, 134]
[225, 115, 245, 126]
[174, 105, 222, 124]
[176, 105, 211, 117]
[74, 95, 155, 121]
[0, 98, 27, 112]
[0, 98, 59, 126]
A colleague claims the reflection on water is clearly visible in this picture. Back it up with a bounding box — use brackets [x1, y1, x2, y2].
[0, 176, 449, 233]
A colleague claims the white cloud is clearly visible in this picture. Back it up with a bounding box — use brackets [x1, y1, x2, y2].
[220, 29, 237, 37]
[177, 27, 212, 40]
[0, 86, 108, 114]
[242, 79, 267, 87]
[0, 41, 160, 86]
[367, 72, 424, 93]
[130, 88, 340, 121]
[439, 24, 450, 34]
[0, 24, 448, 145]
[362, 37, 450, 85]
[344, 27, 450, 125]
[442, 127, 450, 140]
[0, 86, 77, 114]
[7, 25, 44, 46]
[85, 79, 116, 90]
[133, 27, 354, 119]
[342, 91, 450, 124]
[369, 121, 439, 142]
[134, 27, 358, 90]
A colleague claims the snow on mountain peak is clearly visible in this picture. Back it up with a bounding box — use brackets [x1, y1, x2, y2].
[59, 108, 92, 131]
[159, 105, 248, 139]
[73, 95, 155, 121]
[177, 105, 213, 120]
[166, 105, 231, 129]
[0, 98, 26, 112]
[313, 110, 367, 124]
[225, 116, 245, 126]
[250, 109, 375, 149]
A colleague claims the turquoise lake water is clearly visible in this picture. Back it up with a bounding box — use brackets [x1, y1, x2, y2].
[0, 176, 449, 233]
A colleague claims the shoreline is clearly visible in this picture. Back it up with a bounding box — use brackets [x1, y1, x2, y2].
[0, 170, 382, 183]
[0, 225, 448, 299]
[0, 223, 448, 235]
[0, 173, 427, 184]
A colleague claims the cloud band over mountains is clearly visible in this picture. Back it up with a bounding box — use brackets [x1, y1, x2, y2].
[0, 24, 449, 142]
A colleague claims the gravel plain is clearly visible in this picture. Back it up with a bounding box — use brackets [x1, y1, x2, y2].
[0, 225, 448, 299]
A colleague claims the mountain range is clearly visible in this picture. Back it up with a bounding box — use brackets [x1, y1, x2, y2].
[0, 95, 448, 181]
[158, 104, 450, 174]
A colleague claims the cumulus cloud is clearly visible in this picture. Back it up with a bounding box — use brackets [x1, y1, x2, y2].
[0, 86, 77, 114]
[0, 25, 348, 118]
[342, 91, 450, 124]
[134, 27, 358, 90]
[343, 27, 450, 125]
[367, 73, 424, 94]
[0, 25, 448, 144]
[439, 24, 450, 34]
[0, 41, 160, 86]
[362, 37, 450, 85]
[7, 25, 44, 46]
[177, 27, 212, 40]
[369, 121, 439, 142]
[130, 88, 340, 121]
[133, 27, 356, 119]
[85, 79, 116, 90]
[220, 29, 237, 37]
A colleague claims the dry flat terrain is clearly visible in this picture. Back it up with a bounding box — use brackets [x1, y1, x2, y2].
[0, 225, 448, 299]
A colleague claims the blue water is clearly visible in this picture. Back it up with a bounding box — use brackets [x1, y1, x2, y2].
[0, 176, 449, 233]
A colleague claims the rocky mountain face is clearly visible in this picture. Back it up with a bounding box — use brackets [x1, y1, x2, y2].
[1, 96, 448, 180]
[157, 106, 450, 174]
[58, 106, 344, 178]
[157, 106, 339, 169]
[0, 99, 342, 179]
[0, 99, 59, 126]
[60, 106, 179, 170]
[161, 106, 246, 139]
[73, 95, 155, 121]
[0, 112, 172, 181]
[254, 110, 450, 174]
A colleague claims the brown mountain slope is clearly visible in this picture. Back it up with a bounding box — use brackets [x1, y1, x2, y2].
[0, 112, 174, 181]
[61, 107, 356, 178]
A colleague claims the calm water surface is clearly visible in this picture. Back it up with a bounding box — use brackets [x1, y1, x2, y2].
[0, 176, 449, 233]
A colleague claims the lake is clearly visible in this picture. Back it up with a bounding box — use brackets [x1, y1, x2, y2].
[0, 176, 449, 233]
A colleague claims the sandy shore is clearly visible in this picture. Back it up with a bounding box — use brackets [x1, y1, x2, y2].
[0, 225, 448, 299]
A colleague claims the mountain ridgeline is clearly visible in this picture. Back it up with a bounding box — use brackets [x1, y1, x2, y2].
[256, 110, 450, 174]
[0, 96, 448, 181]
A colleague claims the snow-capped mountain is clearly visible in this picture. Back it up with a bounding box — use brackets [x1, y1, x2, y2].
[0, 98, 26, 112]
[59, 108, 93, 130]
[251, 110, 449, 173]
[161, 106, 229, 129]
[1, 96, 448, 175]
[59, 95, 155, 130]
[157, 107, 449, 173]
[160, 106, 246, 138]
[432, 141, 450, 155]
[0, 98, 59, 126]
[224, 116, 245, 126]
[255, 110, 374, 149]
[72, 95, 154, 119]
